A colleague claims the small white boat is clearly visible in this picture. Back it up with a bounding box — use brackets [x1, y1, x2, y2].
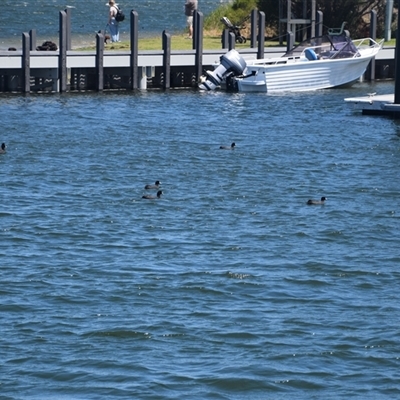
[199, 28, 383, 93]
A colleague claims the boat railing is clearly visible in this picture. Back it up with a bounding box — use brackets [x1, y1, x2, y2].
[352, 38, 384, 50]
[301, 37, 382, 61]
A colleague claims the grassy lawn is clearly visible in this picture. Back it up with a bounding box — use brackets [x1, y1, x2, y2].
[77, 34, 393, 52]
[77, 34, 284, 51]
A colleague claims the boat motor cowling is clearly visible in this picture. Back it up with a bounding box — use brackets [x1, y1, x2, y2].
[199, 49, 246, 91]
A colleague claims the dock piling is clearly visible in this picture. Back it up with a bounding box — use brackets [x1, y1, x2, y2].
[162, 30, 171, 90]
[365, 10, 377, 81]
[29, 29, 36, 51]
[194, 11, 203, 84]
[257, 11, 265, 59]
[22, 32, 30, 93]
[250, 9, 257, 48]
[96, 32, 104, 91]
[59, 10, 67, 92]
[130, 10, 139, 90]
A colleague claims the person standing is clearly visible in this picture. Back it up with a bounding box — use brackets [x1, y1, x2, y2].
[184, 0, 198, 39]
[108, 0, 120, 43]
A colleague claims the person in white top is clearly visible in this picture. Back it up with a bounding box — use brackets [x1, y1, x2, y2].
[108, 0, 120, 42]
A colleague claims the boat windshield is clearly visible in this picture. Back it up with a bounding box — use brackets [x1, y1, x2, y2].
[284, 33, 360, 59]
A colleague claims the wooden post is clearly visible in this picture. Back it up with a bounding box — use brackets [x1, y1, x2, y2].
[130, 10, 139, 90]
[311, 0, 316, 37]
[286, 31, 294, 53]
[257, 11, 265, 59]
[22, 32, 30, 93]
[366, 10, 377, 81]
[59, 10, 67, 92]
[96, 32, 104, 91]
[229, 32, 235, 50]
[250, 9, 257, 48]
[222, 28, 229, 49]
[395, 0, 400, 103]
[65, 8, 72, 50]
[194, 11, 203, 84]
[316, 11, 323, 37]
[162, 30, 171, 90]
[29, 29, 36, 51]
[192, 11, 198, 50]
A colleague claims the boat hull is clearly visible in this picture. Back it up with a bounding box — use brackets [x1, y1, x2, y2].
[237, 50, 378, 93]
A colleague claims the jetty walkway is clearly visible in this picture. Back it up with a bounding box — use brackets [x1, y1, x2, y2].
[0, 9, 395, 93]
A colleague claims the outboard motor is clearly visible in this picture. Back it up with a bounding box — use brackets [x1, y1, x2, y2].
[199, 49, 246, 91]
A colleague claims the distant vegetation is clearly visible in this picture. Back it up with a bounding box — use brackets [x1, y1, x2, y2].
[206, 0, 392, 40]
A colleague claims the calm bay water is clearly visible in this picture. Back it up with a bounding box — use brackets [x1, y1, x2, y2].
[1, 80, 400, 398]
[0, 0, 229, 50]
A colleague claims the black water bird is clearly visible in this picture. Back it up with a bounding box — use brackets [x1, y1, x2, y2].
[220, 142, 235, 150]
[307, 196, 327, 205]
[0, 143, 6, 154]
[145, 180, 161, 190]
[142, 190, 163, 199]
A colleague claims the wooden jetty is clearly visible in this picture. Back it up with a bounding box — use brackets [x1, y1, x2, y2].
[0, 9, 395, 94]
[345, 0, 400, 117]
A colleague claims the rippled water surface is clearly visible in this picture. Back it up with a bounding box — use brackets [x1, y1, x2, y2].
[1, 81, 400, 399]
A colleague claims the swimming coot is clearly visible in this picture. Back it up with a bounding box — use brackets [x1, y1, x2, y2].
[307, 197, 327, 205]
[145, 180, 161, 190]
[220, 142, 235, 150]
[142, 190, 163, 200]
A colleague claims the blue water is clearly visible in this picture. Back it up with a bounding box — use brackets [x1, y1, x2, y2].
[0, 0, 228, 49]
[1, 80, 400, 398]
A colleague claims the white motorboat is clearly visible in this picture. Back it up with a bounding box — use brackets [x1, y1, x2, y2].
[199, 29, 383, 93]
